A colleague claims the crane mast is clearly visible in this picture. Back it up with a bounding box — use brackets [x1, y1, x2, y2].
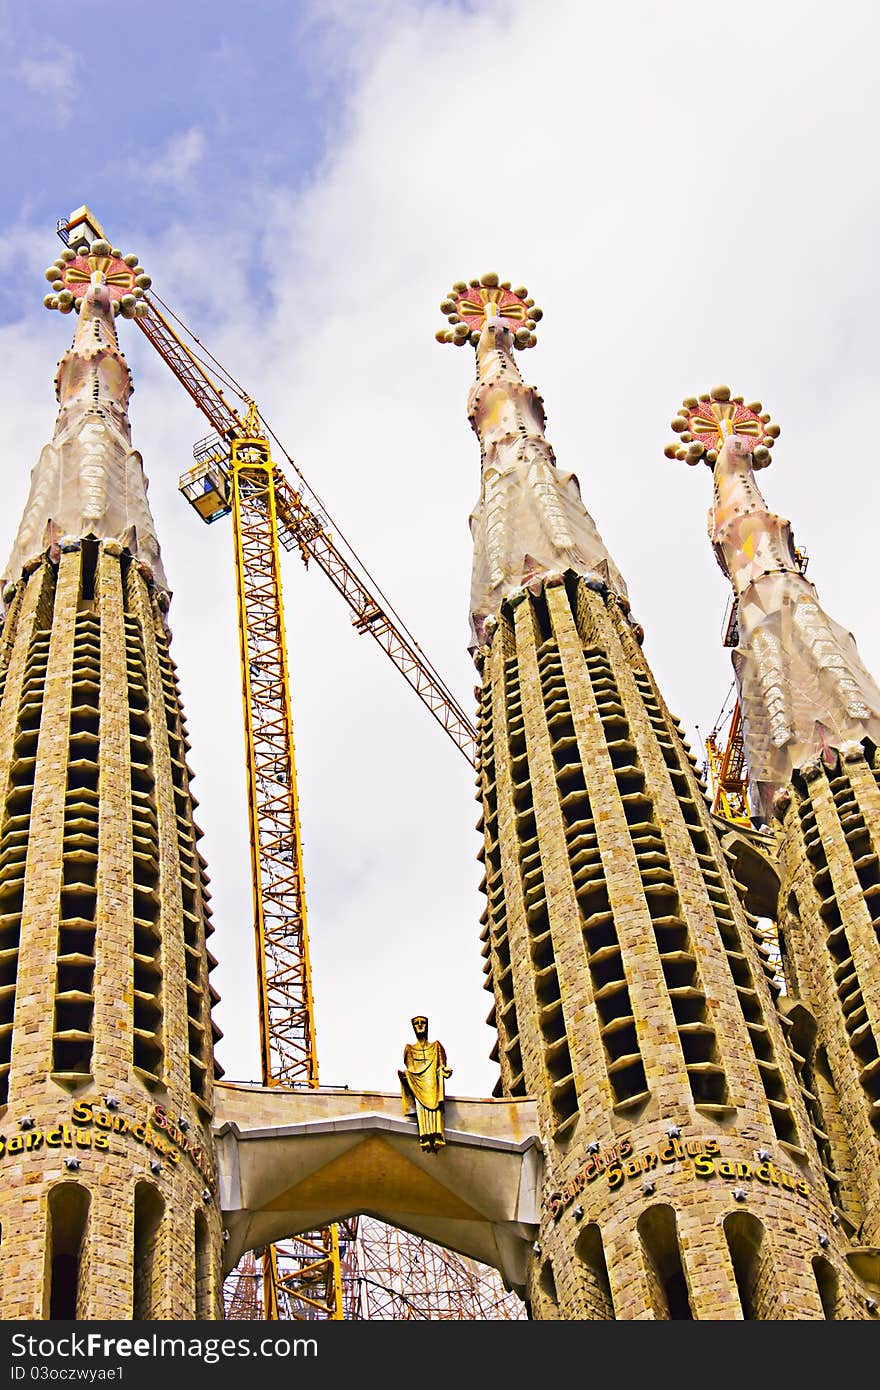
[231, 422, 317, 1085]
[230, 419, 345, 1316]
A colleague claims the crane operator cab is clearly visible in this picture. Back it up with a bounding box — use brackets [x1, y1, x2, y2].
[180, 434, 234, 524]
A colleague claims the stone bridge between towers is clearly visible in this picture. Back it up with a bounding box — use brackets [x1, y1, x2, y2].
[213, 1082, 542, 1295]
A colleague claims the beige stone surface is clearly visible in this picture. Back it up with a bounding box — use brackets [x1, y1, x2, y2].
[0, 544, 222, 1320]
[775, 743, 880, 1243]
[475, 569, 874, 1319]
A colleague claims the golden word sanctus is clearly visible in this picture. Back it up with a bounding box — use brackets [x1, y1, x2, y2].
[0, 1124, 110, 1158]
[547, 1133, 808, 1220]
[71, 1100, 183, 1167]
[691, 1152, 809, 1196]
[150, 1103, 215, 1188]
[74, 1101, 216, 1190]
[0, 1102, 216, 1193]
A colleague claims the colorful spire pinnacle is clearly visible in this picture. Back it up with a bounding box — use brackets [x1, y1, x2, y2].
[1, 261, 166, 602]
[663, 385, 780, 468]
[43, 238, 151, 320]
[436, 273, 542, 349]
[675, 390, 880, 812]
[440, 276, 628, 654]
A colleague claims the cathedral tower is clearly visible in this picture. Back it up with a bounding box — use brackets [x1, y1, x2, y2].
[441, 280, 876, 1318]
[0, 242, 222, 1318]
[672, 389, 880, 1247]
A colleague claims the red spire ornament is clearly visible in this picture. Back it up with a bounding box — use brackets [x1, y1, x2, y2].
[43, 238, 151, 319]
[663, 385, 780, 468]
[436, 272, 541, 349]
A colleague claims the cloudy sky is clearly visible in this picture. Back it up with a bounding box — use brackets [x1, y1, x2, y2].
[1, 0, 879, 1100]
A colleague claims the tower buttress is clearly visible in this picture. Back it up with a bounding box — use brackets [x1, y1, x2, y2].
[673, 389, 880, 1246]
[0, 246, 223, 1319]
[442, 282, 875, 1319]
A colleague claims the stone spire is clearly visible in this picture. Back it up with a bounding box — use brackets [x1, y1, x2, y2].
[0, 235, 222, 1320]
[667, 388, 880, 814]
[3, 241, 166, 599]
[437, 301, 875, 1319]
[437, 274, 627, 652]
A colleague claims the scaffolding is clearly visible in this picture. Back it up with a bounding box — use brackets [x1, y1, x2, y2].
[706, 587, 797, 995]
[224, 1219, 526, 1321]
[345, 1219, 526, 1320]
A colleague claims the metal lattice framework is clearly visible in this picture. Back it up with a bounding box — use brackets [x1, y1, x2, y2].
[270, 471, 477, 764]
[233, 438, 317, 1085]
[224, 1220, 525, 1322]
[224, 1250, 263, 1318]
[705, 700, 750, 825]
[343, 1218, 527, 1320]
[230, 426, 343, 1319]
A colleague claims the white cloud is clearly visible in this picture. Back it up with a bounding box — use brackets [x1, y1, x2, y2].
[144, 127, 206, 187]
[15, 50, 77, 121]
[4, 0, 880, 1106]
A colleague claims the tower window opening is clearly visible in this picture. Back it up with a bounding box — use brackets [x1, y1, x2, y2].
[153, 620, 212, 1100]
[786, 1007, 840, 1207]
[47, 1183, 90, 1320]
[575, 1222, 615, 1319]
[0, 619, 47, 1100]
[778, 892, 800, 995]
[537, 1257, 558, 1307]
[195, 1209, 212, 1318]
[723, 1211, 774, 1320]
[124, 594, 165, 1089]
[531, 593, 552, 644]
[812, 1255, 842, 1320]
[79, 540, 99, 605]
[574, 654, 648, 1107]
[637, 1205, 693, 1320]
[54, 610, 100, 1080]
[133, 1181, 165, 1319]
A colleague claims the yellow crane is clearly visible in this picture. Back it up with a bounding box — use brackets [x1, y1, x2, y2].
[705, 558, 807, 992]
[704, 598, 751, 826]
[705, 698, 751, 825]
[53, 205, 477, 1319]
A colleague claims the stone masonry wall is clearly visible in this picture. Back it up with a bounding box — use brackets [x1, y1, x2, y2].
[476, 572, 874, 1319]
[774, 742, 880, 1244]
[0, 542, 222, 1320]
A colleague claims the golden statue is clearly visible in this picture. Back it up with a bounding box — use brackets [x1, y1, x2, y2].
[399, 1016, 452, 1153]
